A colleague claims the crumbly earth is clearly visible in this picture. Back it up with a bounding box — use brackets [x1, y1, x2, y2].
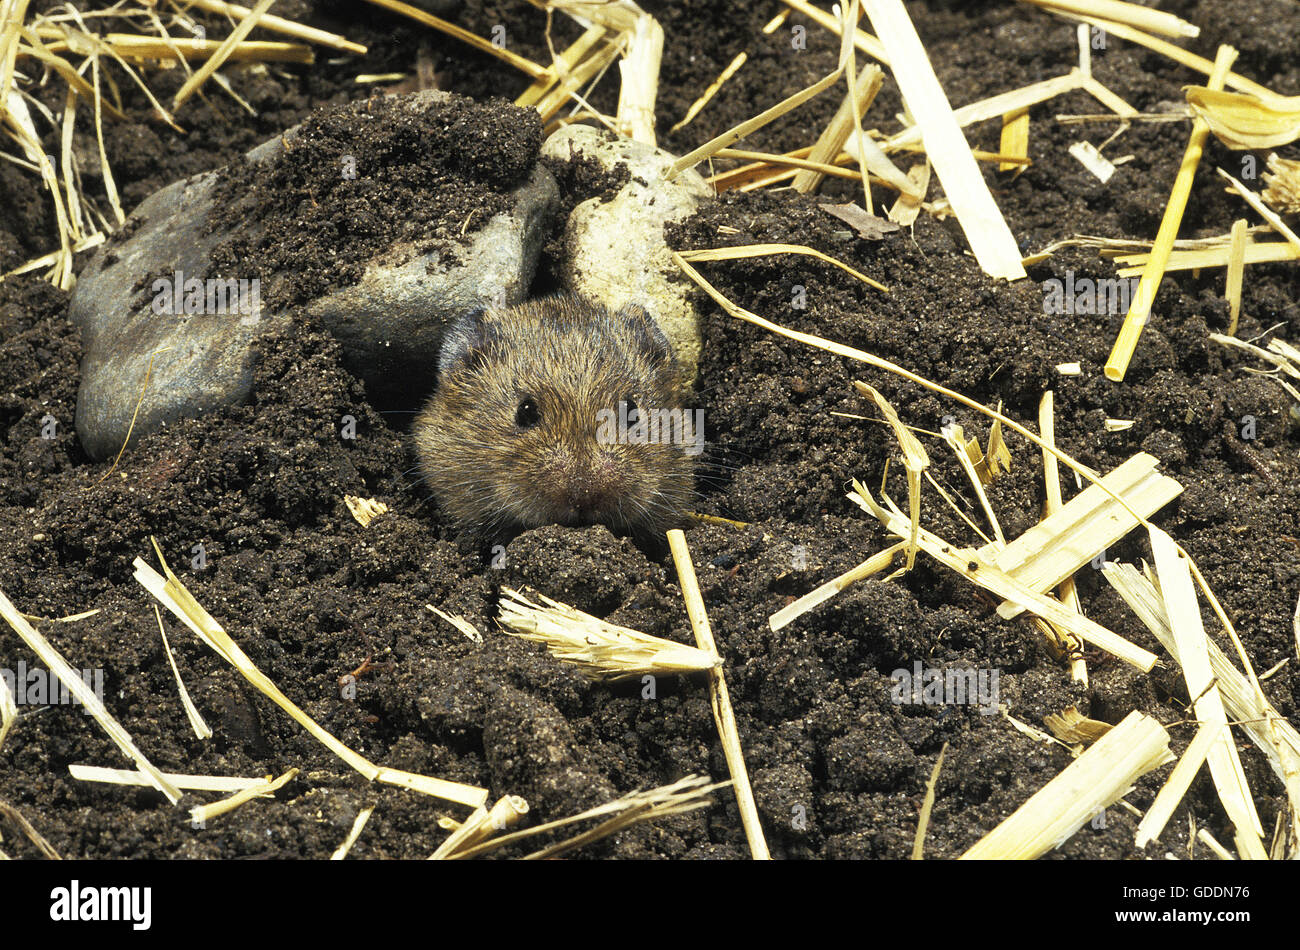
[0, 0, 1297, 859]
[206, 90, 544, 313]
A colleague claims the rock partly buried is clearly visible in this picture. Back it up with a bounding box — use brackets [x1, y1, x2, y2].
[541, 125, 712, 386]
[69, 90, 557, 461]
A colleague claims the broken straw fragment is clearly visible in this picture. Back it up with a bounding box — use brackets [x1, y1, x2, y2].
[1105, 45, 1237, 381]
[960, 710, 1172, 859]
[862, 0, 1025, 280]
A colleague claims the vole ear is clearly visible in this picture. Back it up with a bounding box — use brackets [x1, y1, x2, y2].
[616, 302, 672, 365]
[438, 306, 496, 378]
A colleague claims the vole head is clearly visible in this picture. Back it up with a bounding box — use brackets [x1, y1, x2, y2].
[415, 296, 698, 539]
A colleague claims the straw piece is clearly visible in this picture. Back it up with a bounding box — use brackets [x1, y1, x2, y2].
[0, 585, 182, 803]
[857, 382, 929, 571]
[667, 530, 769, 859]
[1185, 87, 1300, 150]
[518, 23, 604, 108]
[615, 11, 661, 145]
[1105, 45, 1237, 382]
[838, 0, 873, 211]
[173, 0, 277, 109]
[883, 70, 1085, 153]
[0, 232, 103, 283]
[999, 107, 1029, 173]
[1032, 228, 1263, 261]
[362, 0, 546, 78]
[0, 798, 60, 859]
[1263, 154, 1300, 213]
[344, 495, 388, 526]
[101, 34, 313, 63]
[984, 452, 1182, 620]
[1225, 218, 1248, 336]
[1218, 167, 1300, 255]
[89, 52, 124, 225]
[888, 160, 930, 226]
[191, 768, 298, 823]
[331, 805, 375, 859]
[181, 0, 366, 53]
[133, 543, 488, 809]
[769, 542, 905, 631]
[426, 604, 483, 644]
[677, 244, 887, 292]
[1068, 140, 1116, 182]
[1135, 722, 1223, 848]
[1081, 77, 1139, 118]
[669, 49, 747, 134]
[1148, 528, 1266, 854]
[669, 62, 845, 177]
[1038, 392, 1086, 684]
[779, 0, 889, 65]
[940, 422, 1004, 545]
[960, 710, 1172, 859]
[448, 775, 723, 860]
[532, 35, 623, 123]
[1209, 332, 1300, 381]
[58, 86, 81, 242]
[6, 91, 74, 287]
[0, 0, 33, 111]
[497, 586, 718, 681]
[1104, 561, 1300, 830]
[716, 148, 864, 182]
[430, 796, 529, 859]
[669, 8, 788, 133]
[863, 0, 1026, 280]
[1043, 707, 1111, 744]
[522, 779, 720, 859]
[911, 742, 947, 859]
[68, 764, 274, 792]
[0, 662, 15, 751]
[848, 480, 1158, 670]
[841, 123, 921, 197]
[153, 604, 212, 740]
[1197, 827, 1235, 860]
[794, 62, 883, 194]
[1116, 241, 1298, 276]
[1020, 0, 1199, 39]
[1052, 13, 1275, 99]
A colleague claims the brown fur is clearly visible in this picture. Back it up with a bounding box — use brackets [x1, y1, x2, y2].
[414, 296, 696, 538]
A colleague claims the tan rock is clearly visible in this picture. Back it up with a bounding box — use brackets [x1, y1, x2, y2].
[542, 125, 712, 385]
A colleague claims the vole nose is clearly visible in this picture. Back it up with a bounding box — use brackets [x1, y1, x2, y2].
[564, 453, 620, 516]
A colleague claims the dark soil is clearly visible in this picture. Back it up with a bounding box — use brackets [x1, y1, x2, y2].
[1, 0, 1298, 860]
[208, 91, 543, 312]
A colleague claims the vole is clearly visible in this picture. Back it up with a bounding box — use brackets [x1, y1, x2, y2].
[414, 296, 698, 540]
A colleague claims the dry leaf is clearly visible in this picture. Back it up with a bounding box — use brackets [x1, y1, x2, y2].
[819, 202, 902, 240]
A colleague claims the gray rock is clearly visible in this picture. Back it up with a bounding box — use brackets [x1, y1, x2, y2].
[303, 162, 556, 406]
[70, 167, 279, 462]
[540, 126, 712, 386]
[70, 93, 557, 461]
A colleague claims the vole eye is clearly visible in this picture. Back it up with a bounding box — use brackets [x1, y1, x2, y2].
[515, 397, 541, 429]
[624, 395, 640, 424]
